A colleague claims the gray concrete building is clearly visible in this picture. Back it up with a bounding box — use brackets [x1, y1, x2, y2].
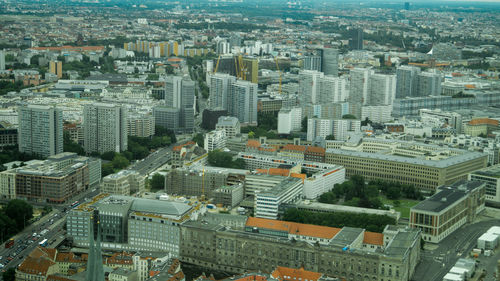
[395, 66, 421, 99]
[228, 80, 258, 125]
[18, 104, 63, 158]
[153, 106, 180, 132]
[84, 103, 127, 154]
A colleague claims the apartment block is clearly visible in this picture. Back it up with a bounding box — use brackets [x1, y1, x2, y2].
[410, 180, 485, 243]
[18, 104, 63, 158]
[277, 107, 302, 134]
[84, 103, 127, 154]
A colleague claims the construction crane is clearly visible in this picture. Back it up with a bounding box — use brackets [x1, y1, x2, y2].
[214, 55, 222, 74]
[274, 56, 282, 94]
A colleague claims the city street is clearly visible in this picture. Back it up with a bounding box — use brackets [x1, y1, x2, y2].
[129, 147, 172, 175]
[412, 212, 500, 281]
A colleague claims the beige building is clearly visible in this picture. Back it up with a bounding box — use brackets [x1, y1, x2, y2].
[0, 170, 16, 199]
[102, 170, 145, 196]
[409, 180, 485, 243]
[325, 138, 488, 192]
[127, 114, 155, 138]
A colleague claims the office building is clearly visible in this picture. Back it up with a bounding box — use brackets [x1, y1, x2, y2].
[469, 165, 500, 207]
[349, 28, 364, 50]
[417, 72, 442, 96]
[348, 68, 372, 118]
[395, 66, 421, 98]
[208, 73, 236, 110]
[49, 60, 63, 79]
[204, 129, 226, 152]
[18, 104, 63, 158]
[202, 108, 228, 130]
[153, 106, 180, 132]
[242, 57, 259, 84]
[127, 114, 155, 138]
[67, 194, 202, 256]
[464, 118, 499, 137]
[278, 107, 302, 134]
[303, 55, 322, 72]
[409, 180, 485, 243]
[392, 95, 476, 117]
[368, 73, 396, 106]
[102, 170, 146, 196]
[0, 50, 5, 70]
[228, 80, 258, 125]
[84, 103, 127, 154]
[319, 48, 339, 76]
[255, 177, 303, 219]
[404, 2, 410, 10]
[179, 218, 421, 281]
[0, 171, 16, 199]
[325, 138, 488, 191]
[11, 152, 102, 203]
[215, 116, 240, 137]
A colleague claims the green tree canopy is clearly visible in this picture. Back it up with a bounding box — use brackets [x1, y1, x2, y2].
[4, 199, 33, 230]
[192, 133, 204, 147]
[150, 174, 165, 191]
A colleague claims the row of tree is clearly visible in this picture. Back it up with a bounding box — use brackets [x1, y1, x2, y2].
[282, 208, 395, 233]
[0, 199, 34, 244]
[207, 150, 245, 169]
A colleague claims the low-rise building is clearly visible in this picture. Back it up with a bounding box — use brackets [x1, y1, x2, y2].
[255, 177, 303, 219]
[409, 180, 485, 243]
[204, 129, 226, 152]
[102, 170, 145, 196]
[469, 164, 500, 207]
[213, 183, 244, 208]
[216, 116, 241, 137]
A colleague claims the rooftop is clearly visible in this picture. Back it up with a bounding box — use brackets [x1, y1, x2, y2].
[271, 266, 323, 281]
[330, 227, 364, 247]
[471, 164, 500, 178]
[246, 217, 341, 240]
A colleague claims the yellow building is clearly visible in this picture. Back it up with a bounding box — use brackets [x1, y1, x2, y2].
[49, 60, 63, 78]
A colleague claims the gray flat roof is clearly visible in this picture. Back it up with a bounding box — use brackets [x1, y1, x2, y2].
[384, 230, 419, 257]
[131, 198, 192, 216]
[330, 227, 363, 247]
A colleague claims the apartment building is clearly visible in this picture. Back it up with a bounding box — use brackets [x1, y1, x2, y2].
[409, 180, 485, 243]
[84, 103, 127, 154]
[127, 114, 155, 138]
[325, 138, 487, 191]
[18, 104, 63, 158]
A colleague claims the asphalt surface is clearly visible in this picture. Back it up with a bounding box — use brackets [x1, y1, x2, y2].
[412, 217, 500, 281]
[129, 147, 172, 175]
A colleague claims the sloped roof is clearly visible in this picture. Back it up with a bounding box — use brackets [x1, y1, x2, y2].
[246, 217, 341, 239]
[271, 266, 322, 281]
[363, 231, 384, 246]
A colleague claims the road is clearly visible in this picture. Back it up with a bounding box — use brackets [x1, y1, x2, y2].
[129, 147, 172, 175]
[412, 218, 500, 281]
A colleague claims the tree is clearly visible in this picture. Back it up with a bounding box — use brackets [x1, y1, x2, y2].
[361, 117, 372, 126]
[63, 132, 85, 156]
[101, 151, 116, 161]
[150, 174, 165, 191]
[112, 154, 130, 170]
[2, 268, 16, 281]
[207, 150, 244, 169]
[325, 135, 335, 140]
[342, 114, 357, 120]
[192, 133, 204, 147]
[4, 199, 33, 231]
[102, 163, 114, 177]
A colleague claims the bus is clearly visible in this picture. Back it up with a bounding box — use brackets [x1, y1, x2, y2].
[71, 201, 79, 208]
[39, 239, 48, 247]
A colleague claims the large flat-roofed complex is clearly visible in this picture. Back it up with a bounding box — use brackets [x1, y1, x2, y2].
[254, 177, 303, 219]
[409, 180, 485, 243]
[67, 194, 202, 256]
[469, 164, 500, 207]
[325, 138, 487, 191]
[180, 217, 421, 281]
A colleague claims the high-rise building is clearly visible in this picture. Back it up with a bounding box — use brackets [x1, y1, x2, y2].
[127, 114, 155, 138]
[243, 57, 259, 84]
[320, 48, 339, 76]
[278, 107, 302, 134]
[216, 40, 230, 55]
[368, 73, 396, 105]
[49, 60, 63, 79]
[228, 80, 258, 125]
[307, 118, 361, 141]
[348, 68, 373, 118]
[349, 28, 364, 50]
[84, 103, 127, 154]
[18, 104, 63, 158]
[299, 70, 323, 104]
[303, 56, 322, 72]
[404, 2, 410, 10]
[153, 106, 180, 132]
[417, 72, 442, 96]
[318, 76, 348, 103]
[165, 76, 195, 132]
[396, 65, 421, 98]
[0, 50, 5, 70]
[208, 73, 236, 110]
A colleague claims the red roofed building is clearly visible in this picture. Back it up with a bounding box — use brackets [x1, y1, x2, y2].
[16, 247, 60, 281]
[271, 266, 323, 281]
[464, 118, 499, 137]
[304, 146, 325, 163]
[279, 144, 307, 160]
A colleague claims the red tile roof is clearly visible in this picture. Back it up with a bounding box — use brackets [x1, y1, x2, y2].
[305, 146, 325, 154]
[363, 231, 384, 246]
[246, 217, 341, 239]
[282, 144, 307, 152]
[271, 266, 323, 281]
[246, 140, 261, 148]
[469, 118, 499, 126]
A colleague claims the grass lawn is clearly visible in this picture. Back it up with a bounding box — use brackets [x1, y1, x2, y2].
[379, 197, 420, 219]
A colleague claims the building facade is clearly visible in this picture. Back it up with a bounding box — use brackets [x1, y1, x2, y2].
[84, 103, 127, 154]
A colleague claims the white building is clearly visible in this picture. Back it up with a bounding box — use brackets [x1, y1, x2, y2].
[255, 177, 303, 220]
[278, 107, 302, 134]
[303, 166, 346, 199]
[84, 103, 127, 154]
[307, 118, 361, 141]
[215, 116, 240, 137]
[298, 70, 323, 104]
[102, 170, 146, 196]
[204, 129, 227, 152]
[361, 105, 393, 123]
[318, 76, 348, 103]
[0, 171, 16, 199]
[368, 73, 396, 105]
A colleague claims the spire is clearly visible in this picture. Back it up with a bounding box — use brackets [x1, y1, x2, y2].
[86, 214, 105, 281]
